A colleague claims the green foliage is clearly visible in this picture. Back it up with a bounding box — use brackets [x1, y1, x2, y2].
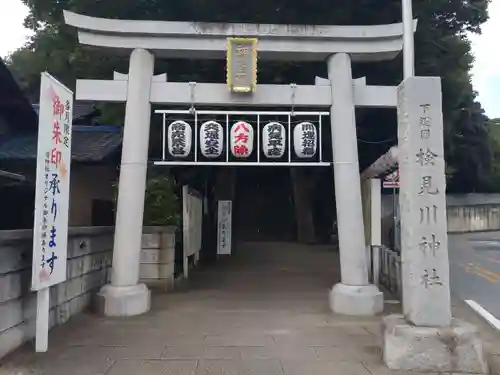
[485, 118, 500, 191]
[113, 176, 181, 226]
[143, 176, 181, 226]
[5, 0, 495, 192]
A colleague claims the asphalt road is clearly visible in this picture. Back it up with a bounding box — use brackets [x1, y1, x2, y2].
[449, 231, 500, 319]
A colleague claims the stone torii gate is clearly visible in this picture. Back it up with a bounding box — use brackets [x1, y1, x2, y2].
[64, 10, 417, 319]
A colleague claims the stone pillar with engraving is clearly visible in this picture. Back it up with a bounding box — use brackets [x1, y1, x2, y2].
[381, 76, 488, 373]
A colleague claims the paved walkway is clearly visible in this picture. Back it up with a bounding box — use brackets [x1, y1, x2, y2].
[0, 242, 497, 375]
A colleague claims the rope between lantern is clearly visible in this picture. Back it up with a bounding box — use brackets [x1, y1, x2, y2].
[188, 81, 196, 114]
[290, 83, 297, 117]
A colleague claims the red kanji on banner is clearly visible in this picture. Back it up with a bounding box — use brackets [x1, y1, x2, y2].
[50, 147, 62, 167]
[52, 92, 64, 118]
[52, 120, 62, 145]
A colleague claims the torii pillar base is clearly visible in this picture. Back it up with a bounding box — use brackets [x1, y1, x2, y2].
[95, 284, 151, 317]
[329, 283, 383, 316]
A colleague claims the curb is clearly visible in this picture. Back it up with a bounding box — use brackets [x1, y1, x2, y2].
[465, 300, 500, 332]
[464, 300, 500, 375]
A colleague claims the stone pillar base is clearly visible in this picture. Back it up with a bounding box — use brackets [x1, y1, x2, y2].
[95, 283, 151, 317]
[329, 283, 383, 316]
[382, 314, 488, 373]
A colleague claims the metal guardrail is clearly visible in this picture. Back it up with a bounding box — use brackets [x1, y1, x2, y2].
[371, 245, 402, 299]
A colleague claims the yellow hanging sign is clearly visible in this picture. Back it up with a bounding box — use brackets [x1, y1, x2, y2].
[226, 37, 258, 93]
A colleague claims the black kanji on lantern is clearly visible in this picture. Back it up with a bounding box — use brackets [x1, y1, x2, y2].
[301, 123, 316, 156]
[204, 122, 220, 156]
[171, 123, 187, 155]
[267, 123, 283, 157]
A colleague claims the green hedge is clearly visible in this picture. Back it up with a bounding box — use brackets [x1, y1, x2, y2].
[113, 175, 181, 226]
[143, 176, 181, 226]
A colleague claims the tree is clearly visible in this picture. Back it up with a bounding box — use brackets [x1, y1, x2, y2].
[485, 118, 500, 191]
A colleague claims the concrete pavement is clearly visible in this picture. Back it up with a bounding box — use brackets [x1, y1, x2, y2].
[1, 241, 500, 375]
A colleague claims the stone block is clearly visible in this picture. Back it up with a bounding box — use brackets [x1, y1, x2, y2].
[139, 263, 174, 280]
[164, 247, 175, 264]
[161, 232, 176, 249]
[0, 299, 25, 333]
[139, 246, 175, 265]
[0, 242, 31, 274]
[382, 314, 488, 373]
[329, 283, 383, 316]
[0, 325, 25, 359]
[142, 233, 161, 249]
[95, 283, 151, 317]
[52, 282, 66, 307]
[140, 248, 161, 264]
[82, 270, 105, 293]
[93, 234, 114, 252]
[68, 236, 93, 259]
[66, 277, 84, 301]
[0, 270, 29, 304]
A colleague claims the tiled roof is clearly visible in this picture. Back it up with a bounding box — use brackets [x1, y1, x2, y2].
[32, 103, 98, 122]
[0, 125, 123, 162]
[0, 59, 38, 133]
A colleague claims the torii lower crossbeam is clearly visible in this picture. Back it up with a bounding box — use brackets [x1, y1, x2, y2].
[75, 80, 397, 108]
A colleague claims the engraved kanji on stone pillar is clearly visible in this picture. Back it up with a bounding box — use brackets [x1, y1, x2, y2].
[398, 76, 451, 327]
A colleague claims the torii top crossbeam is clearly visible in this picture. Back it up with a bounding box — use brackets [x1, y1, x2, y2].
[63, 11, 417, 62]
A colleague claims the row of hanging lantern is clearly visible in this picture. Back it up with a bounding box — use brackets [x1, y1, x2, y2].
[166, 120, 318, 159]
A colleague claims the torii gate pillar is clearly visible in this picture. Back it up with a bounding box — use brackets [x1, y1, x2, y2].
[327, 53, 383, 315]
[96, 48, 154, 316]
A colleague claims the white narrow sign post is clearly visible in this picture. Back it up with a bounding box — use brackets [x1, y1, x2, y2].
[32, 72, 73, 352]
[383, 169, 400, 250]
[217, 200, 232, 255]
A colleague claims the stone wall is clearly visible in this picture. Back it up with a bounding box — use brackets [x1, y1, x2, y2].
[445, 194, 500, 233]
[0, 227, 113, 359]
[380, 194, 500, 246]
[140, 226, 177, 290]
[447, 204, 500, 233]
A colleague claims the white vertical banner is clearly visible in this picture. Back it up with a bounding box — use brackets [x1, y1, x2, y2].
[182, 186, 203, 277]
[32, 72, 73, 352]
[217, 200, 232, 255]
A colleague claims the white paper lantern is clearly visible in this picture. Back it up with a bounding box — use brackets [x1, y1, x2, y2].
[293, 122, 317, 158]
[230, 121, 254, 158]
[168, 120, 192, 158]
[262, 122, 286, 158]
[200, 121, 223, 158]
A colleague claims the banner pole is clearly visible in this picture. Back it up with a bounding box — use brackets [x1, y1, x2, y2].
[35, 288, 50, 352]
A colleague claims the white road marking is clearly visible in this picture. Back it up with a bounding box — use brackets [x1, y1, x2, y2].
[465, 299, 500, 331]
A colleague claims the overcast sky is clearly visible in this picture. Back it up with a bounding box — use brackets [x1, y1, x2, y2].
[0, 0, 498, 118]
